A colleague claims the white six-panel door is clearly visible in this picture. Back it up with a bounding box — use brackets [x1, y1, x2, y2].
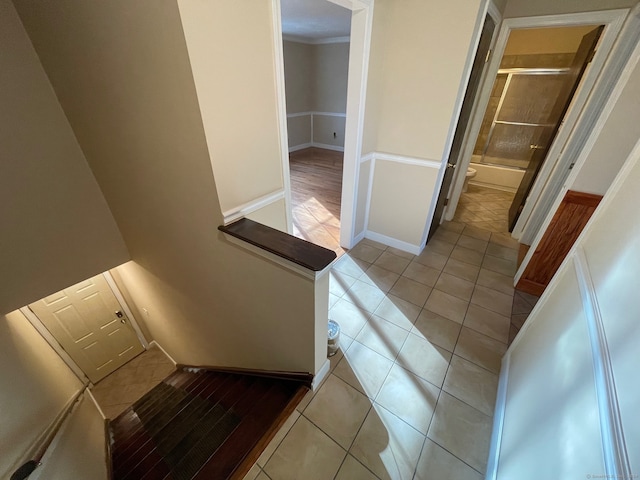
[29, 274, 144, 383]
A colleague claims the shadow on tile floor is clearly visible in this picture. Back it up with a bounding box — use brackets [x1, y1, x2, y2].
[245, 219, 521, 480]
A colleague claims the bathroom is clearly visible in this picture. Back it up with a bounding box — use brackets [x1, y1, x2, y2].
[460, 24, 602, 231]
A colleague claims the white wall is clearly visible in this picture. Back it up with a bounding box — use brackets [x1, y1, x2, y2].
[570, 53, 640, 195]
[13, 0, 326, 376]
[0, 0, 129, 314]
[491, 138, 640, 479]
[358, 0, 483, 252]
[0, 311, 84, 479]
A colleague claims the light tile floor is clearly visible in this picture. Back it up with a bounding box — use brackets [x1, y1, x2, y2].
[90, 344, 175, 419]
[454, 184, 515, 234]
[245, 219, 519, 480]
[454, 183, 540, 343]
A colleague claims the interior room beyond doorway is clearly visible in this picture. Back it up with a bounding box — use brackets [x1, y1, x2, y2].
[453, 24, 602, 235]
[290, 147, 345, 256]
[280, 0, 351, 257]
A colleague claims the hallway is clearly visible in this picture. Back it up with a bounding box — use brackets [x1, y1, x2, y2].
[245, 219, 520, 479]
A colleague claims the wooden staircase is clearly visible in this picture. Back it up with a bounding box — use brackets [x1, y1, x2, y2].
[109, 368, 309, 480]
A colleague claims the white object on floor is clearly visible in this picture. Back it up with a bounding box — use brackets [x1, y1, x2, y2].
[328, 320, 340, 356]
[463, 167, 477, 192]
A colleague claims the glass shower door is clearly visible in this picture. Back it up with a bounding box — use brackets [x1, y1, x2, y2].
[482, 71, 571, 169]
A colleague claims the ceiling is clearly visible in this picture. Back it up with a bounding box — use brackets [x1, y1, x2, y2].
[280, 0, 351, 42]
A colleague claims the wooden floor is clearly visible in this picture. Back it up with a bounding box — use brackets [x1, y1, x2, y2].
[289, 148, 345, 257]
[109, 369, 307, 480]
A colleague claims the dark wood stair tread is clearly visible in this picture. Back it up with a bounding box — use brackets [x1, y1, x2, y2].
[109, 368, 308, 480]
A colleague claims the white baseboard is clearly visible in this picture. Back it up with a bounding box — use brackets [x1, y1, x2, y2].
[352, 230, 366, 247]
[149, 340, 177, 366]
[311, 359, 331, 391]
[365, 230, 424, 255]
[486, 353, 510, 480]
[312, 142, 345, 152]
[289, 142, 313, 153]
[289, 142, 345, 153]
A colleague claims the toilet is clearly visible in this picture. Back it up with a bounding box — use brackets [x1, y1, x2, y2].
[463, 167, 477, 192]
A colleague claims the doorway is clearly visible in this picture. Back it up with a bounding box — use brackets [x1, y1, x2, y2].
[24, 273, 146, 384]
[280, 0, 351, 257]
[444, 23, 604, 237]
[439, 10, 627, 246]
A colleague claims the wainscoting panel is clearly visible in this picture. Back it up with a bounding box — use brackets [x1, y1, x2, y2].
[363, 153, 441, 254]
[488, 140, 640, 479]
[287, 114, 312, 150]
[287, 112, 346, 152]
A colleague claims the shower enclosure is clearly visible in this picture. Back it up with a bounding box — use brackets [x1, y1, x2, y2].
[473, 68, 572, 172]
[454, 24, 603, 233]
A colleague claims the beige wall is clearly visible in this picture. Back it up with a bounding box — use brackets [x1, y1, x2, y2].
[287, 115, 312, 148]
[313, 114, 347, 147]
[367, 160, 440, 246]
[283, 41, 314, 113]
[360, 0, 482, 251]
[504, 0, 636, 18]
[362, 0, 483, 161]
[283, 40, 349, 149]
[33, 394, 108, 480]
[504, 25, 599, 55]
[284, 40, 349, 114]
[14, 0, 324, 375]
[0, 0, 129, 314]
[178, 0, 285, 214]
[115, 246, 319, 373]
[313, 43, 350, 113]
[246, 198, 289, 232]
[571, 54, 640, 195]
[0, 311, 83, 479]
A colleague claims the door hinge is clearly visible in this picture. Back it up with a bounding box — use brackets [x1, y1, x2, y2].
[444, 198, 449, 206]
[587, 49, 597, 64]
[485, 49, 492, 64]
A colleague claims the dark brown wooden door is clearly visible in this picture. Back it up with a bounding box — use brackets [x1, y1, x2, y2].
[428, 14, 496, 240]
[516, 190, 602, 296]
[508, 26, 604, 231]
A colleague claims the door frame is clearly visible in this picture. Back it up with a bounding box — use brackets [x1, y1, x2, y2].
[442, 9, 628, 237]
[427, 2, 502, 240]
[515, 27, 640, 286]
[20, 272, 148, 385]
[335, 0, 374, 249]
[272, 0, 375, 248]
